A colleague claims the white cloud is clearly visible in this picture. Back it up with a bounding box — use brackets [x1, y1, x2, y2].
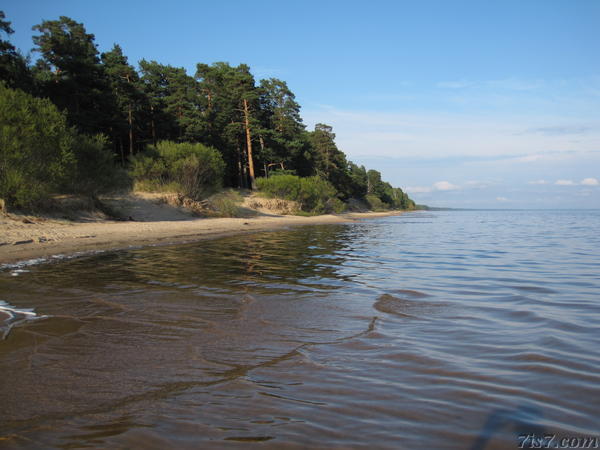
[406, 181, 460, 193]
[581, 177, 599, 186]
[554, 178, 599, 186]
[511, 154, 544, 163]
[496, 197, 509, 202]
[302, 107, 600, 161]
[433, 181, 459, 191]
[528, 179, 547, 185]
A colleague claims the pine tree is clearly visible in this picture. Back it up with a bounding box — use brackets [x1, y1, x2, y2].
[310, 124, 352, 198]
[102, 45, 146, 161]
[196, 62, 260, 188]
[256, 78, 309, 176]
[0, 11, 33, 91]
[31, 16, 116, 136]
[139, 60, 201, 144]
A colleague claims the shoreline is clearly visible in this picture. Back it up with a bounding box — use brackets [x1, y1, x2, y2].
[0, 211, 402, 267]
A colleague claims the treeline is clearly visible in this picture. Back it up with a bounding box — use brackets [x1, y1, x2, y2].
[0, 12, 415, 212]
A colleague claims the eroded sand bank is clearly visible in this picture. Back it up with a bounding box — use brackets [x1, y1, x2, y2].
[0, 193, 402, 266]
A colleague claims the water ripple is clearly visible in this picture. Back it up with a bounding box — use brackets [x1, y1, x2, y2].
[1, 211, 599, 448]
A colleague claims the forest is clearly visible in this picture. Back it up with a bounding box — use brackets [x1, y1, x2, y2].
[0, 12, 416, 214]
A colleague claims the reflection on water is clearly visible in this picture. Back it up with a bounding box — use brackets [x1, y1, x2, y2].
[1, 211, 599, 449]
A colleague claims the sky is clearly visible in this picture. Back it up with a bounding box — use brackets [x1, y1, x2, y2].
[3, 0, 600, 208]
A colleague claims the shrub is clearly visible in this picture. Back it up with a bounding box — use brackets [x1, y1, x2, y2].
[205, 190, 242, 217]
[0, 84, 132, 209]
[129, 151, 166, 183]
[256, 174, 340, 214]
[365, 194, 386, 211]
[0, 83, 75, 209]
[256, 174, 301, 199]
[70, 134, 131, 196]
[325, 197, 346, 214]
[130, 141, 225, 200]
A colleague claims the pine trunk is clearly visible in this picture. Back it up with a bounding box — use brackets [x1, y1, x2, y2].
[128, 104, 134, 155]
[242, 98, 256, 190]
[119, 138, 125, 166]
[237, 144, 244, 188]
[150, 104, 157, 146]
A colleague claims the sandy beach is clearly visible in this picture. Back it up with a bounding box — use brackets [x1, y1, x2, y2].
[0, 193, 402, 266]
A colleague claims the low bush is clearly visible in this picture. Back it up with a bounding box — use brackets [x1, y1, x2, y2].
[0, 84, 131, 210]
[70, 134, 131, 196]
[0, 83, 75, 209]
[244, 196, 300, 215]
[158, 189, 242, 218]
[325, 197, 346, 214]
[345, 197, 370, 212]
[133, 179, 180, 193]
[130, 141, 225, 200]
[256, 174, 301, 199]
[365, 194, 386, 211]
[256, 174, 341, 214]
[204, 190, 242, 217]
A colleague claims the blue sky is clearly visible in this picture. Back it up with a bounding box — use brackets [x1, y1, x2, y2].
[4, 0, 600, 208]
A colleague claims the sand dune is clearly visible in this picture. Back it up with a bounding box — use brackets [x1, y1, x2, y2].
[0, 193, 401, 266]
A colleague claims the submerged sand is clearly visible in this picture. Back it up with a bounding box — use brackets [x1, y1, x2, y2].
[0, 193, 402, 266]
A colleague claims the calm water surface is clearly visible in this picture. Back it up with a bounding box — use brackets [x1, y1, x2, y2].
[1, 210, 599, 449]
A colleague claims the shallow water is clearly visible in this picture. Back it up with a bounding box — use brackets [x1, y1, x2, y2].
[1, 210, 599, 448]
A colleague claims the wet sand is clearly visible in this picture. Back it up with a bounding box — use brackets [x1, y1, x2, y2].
[0, 209, 401, 267]
[0, 201, 401, 336]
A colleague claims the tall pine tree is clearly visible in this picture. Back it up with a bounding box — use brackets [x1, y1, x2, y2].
[31, 16, 116, 136]
[101, 44, 146, 162]
[0, 11, 33, 92]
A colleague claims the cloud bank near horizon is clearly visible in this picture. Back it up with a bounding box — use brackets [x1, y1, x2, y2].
[301, 77, 600, 208]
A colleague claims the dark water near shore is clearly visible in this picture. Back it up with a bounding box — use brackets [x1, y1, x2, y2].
[1, 210, 599, 449]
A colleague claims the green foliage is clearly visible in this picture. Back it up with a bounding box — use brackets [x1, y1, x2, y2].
[195, 62, 260, 187]
[2, 14, 418, 213]
[101, 44, 146, 159]
[130, 141, 225, 199]
[139, 59, 201, 143]
[0, 11, 33, 92]
[0, 83, 75, 208]
[348, 163, 368, 199]
[363, 169, 416, 210]
[69, 134, 131, 195]
[309, 123, 353, 199]
[256, 174, 339, 214]
[256, 174, 300, 200]
[365, 194, 385, 211]
[325, 197, 346, 214]
[259, 78, 304, 138]
[0, 84, 130, 208]
[204, 189, 242, 217]
[129, 146, 164, 182]
[32, 16, 117, 136]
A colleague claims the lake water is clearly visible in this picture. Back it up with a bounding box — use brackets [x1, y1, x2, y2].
[1, 210, 599, 449]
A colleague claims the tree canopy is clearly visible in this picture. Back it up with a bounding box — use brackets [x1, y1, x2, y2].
[0, 10, 415, 211]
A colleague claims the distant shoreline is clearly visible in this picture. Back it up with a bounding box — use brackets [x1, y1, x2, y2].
[0, 211, 403, 267]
